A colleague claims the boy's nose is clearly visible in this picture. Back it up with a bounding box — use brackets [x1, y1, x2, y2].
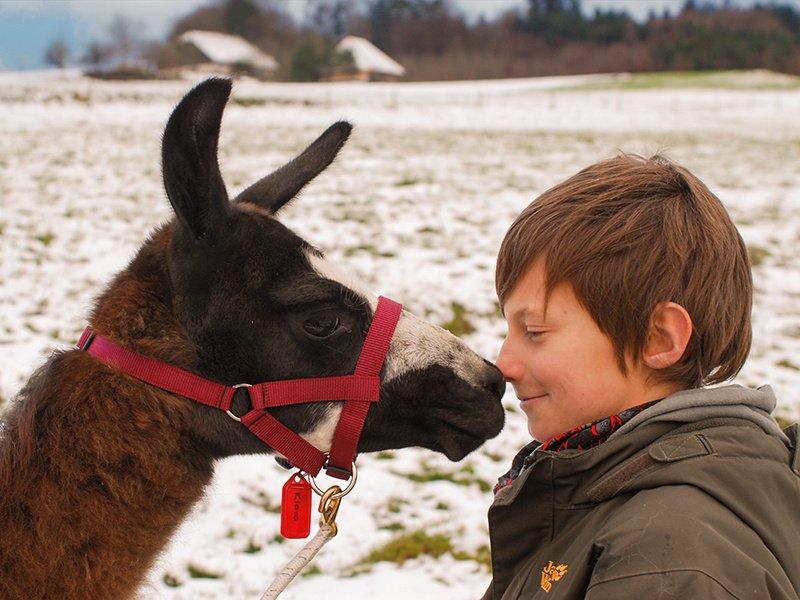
[495, 339, 524, 382]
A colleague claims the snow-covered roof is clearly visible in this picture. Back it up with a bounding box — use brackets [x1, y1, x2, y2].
[179, 30, 278, 71]
[335, 36, 406, 77]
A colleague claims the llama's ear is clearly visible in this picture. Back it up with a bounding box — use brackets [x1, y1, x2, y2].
[162, 77, 231, 241]
[233, 121, 352, 213]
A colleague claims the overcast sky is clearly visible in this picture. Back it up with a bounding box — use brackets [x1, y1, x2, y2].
[0, 0, 789, 70]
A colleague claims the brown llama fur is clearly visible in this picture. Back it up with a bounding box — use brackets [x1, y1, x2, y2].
[0, 224, 212, 599]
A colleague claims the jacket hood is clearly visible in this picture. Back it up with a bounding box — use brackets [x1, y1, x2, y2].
[610, 384, 791, 446]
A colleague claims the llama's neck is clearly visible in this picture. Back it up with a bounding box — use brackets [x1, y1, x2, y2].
[0, 349, 214, 599]
[0, 224, 214, 598]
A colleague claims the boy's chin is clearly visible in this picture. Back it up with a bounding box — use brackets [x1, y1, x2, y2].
[528, 418, 567, 442]
[528, 422, 551, 442]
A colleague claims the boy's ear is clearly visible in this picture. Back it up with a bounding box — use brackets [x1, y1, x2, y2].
[642, 302, 693, 370]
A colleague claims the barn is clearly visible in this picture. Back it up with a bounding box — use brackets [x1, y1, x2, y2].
[332, 36, 406, 81]
[177, 30, 279, 79]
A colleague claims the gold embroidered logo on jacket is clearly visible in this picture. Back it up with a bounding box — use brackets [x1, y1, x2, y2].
[540, 560, 568, 592]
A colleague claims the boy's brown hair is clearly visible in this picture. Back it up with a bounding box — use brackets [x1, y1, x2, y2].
[496, 154, 752, 388]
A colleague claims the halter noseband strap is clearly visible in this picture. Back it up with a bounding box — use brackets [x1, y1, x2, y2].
[76, 296, 403, 480]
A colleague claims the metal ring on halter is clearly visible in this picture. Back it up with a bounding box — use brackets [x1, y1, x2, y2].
[306, 461, 358, 500]
[226, 383, 252, 422]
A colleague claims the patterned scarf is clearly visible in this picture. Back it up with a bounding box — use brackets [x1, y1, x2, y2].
[493, 399, 661, 494]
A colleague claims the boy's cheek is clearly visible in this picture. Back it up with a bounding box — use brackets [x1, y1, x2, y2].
[522, 396, 557, 439]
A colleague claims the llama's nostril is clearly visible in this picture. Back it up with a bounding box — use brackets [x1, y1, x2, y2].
[481, 361, 507, 399]
[489, 374, 506, 398]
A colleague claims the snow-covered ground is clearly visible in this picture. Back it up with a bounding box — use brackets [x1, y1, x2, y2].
[1, 71, 798, 599]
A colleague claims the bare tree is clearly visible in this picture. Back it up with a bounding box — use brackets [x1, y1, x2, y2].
[107, 15, 145, 61]
[306, 0, 353, 39]
[44, 40, 68, 69]
[81, 41, 113, 67]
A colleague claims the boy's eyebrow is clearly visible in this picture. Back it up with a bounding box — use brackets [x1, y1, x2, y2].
[509, 306, 546, 321]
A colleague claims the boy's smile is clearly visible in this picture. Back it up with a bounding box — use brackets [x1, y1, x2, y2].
[496, 257, 683, 441]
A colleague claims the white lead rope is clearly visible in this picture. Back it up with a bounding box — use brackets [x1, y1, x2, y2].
[260, 471, 353, 599]
[260, 524, 337, 600]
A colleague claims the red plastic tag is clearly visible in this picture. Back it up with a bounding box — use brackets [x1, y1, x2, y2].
[281, 472, 312, 539]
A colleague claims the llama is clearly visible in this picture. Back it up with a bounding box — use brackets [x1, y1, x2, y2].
[0, 78, 506, 598]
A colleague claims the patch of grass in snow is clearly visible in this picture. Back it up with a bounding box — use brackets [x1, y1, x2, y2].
[34, 232, 55, 246]
[240, 490, 281, 513]
[482, 449, 504, 462]
[760, 203, 785, 222]
[467, 545, 492, 569]
[329, 208, 374, 224]
[565, 70, 800, 91]
[301, 565, 322, 577]
[387, 497, 409, 514]
[395, 462, 492, 493]
[344, 244, 396, 258]
[232, 96, 318, 108]
[380, 522, 406, 532]
[162, 573, 182, 587]
[23, 321, 41, 334]
[232, 97, 267, 107]
[441, 302, 475, 337]
[358, 531, 454, 565]
[243, 539, 262, 554]
[355, 531, 492, 569]
[376, 450, 396, 459]
[395, 174, 433, 187]
[747, 245, 771, 267]
[187, 564, 221, 579]
[776, 359, 800, 371]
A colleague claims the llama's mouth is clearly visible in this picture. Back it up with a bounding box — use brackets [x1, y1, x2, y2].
[435, 420, 494, 461]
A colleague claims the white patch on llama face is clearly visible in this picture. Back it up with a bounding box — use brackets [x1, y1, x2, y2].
[306, 251, 488, 386]
[383, 310, 482, 383]
[298, 404, 341, 452]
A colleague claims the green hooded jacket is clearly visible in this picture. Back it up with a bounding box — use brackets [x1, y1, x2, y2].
[482, 385, 800, 599]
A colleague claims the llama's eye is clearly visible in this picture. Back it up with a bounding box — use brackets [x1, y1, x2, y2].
[303, 310, 340, 338]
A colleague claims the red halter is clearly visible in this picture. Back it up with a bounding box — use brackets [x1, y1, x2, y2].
[76, 296, 403, 480]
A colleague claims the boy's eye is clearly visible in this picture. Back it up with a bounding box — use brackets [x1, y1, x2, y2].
[525, 329, 545, 340]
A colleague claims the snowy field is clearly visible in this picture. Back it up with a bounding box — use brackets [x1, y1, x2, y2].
[1, 70, 799, 599]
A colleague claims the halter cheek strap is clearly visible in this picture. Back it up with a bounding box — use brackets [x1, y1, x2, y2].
[76, 296, 403, 479]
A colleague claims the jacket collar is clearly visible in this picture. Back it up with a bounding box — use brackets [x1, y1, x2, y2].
[494, 384, 792, 509]
[493, 415, 793, 512]
[492, 420, 676, 508]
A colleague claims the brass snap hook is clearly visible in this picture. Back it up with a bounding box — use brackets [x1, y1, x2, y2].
[318, 485, 343, 536]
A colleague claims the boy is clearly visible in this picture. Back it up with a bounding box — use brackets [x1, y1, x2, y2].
[483, 154, 799, 599]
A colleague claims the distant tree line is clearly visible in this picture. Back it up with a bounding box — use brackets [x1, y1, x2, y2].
[65, 0, 800, 80]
